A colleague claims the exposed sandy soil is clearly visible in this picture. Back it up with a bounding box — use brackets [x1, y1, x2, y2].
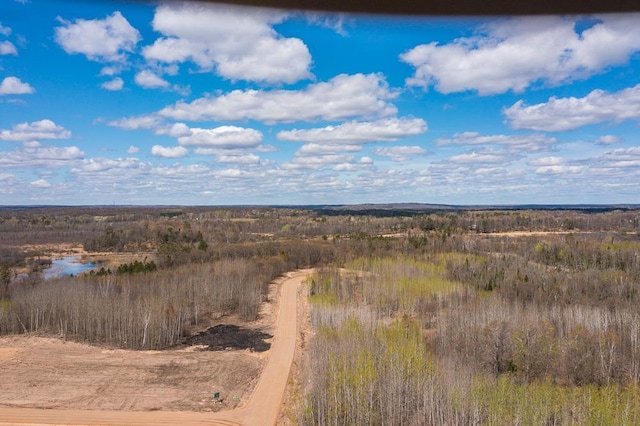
[480, 231, 589, 237]
[0, 269, 312, 425]
[277, 270, 313, 425]
[18, 243, 86, 257]
[0, 336, 261, 412]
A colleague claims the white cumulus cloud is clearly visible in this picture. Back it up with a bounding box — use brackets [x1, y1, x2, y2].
[178, 126, 263, 150]
[108, 115, 162, 131]
[159, 73, 397, 123]
[296, 143, 362, 156]
[0, 145, 84, 168]
[0, 119, 71, 142]
[101, 77, 124, 91]
[284, 153, 353, 170]
[216, 153, 261, 164]
[535, 165, 584, 174]
[436, 132, 557, 152]
[0, 76, 34, 95]
[99, 66, 122, 76]
[598, 135, 621, 145]
[599, 146, 640, 168]
[151, 145, 188, 158]
[402, 14, 640, 95]
[504, 84, 640, 131]
[0, 23, 11, 37]
[30, 179, 51, 188]
[143, 2, 312, 84]
[528, 156, 566, 167]
[450, 148, 510, 164]
[373, 146, 430, 161]
[55, 11, 141, 63]
[277, 117, 427, 144]
[72, 157, 146, 174]
[134, 70, 170, 89]
[0, 41, 17, 55]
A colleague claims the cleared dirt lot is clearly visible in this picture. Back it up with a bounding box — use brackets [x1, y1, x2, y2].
[0, 336, 262, 412]
[0, 270, 311, 425]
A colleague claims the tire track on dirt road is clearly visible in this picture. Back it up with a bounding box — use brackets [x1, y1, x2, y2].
[0, 269, 311, 426]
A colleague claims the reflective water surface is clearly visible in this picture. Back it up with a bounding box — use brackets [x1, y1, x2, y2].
[44, 256, 95, 279]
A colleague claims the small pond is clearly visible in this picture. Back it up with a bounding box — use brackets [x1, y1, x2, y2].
[43, 256, 96, 280]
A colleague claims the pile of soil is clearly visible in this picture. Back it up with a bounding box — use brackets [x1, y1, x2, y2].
[185, 324, 273, 352]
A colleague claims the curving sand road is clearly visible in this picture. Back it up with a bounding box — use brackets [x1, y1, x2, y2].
[0, 269, 311, 426]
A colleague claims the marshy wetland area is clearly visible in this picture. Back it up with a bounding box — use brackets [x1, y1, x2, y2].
[1, 204, 640, 424]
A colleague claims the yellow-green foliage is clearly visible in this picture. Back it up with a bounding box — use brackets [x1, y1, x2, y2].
[0, 299, 10, 327]
[305, 315, 437, 425]
[378, 319, 436, 379]
[0, 298, 9, 313]
[304, 254, 640, 425]
[472, 376, 640, 425]
[603, 240, 640, 252]
[328, 324, 378, 422]
[436, 251, 487, 266]
[308, 292, 338, 306]
[345, 256, 463, 314]
[307, 270, 343, 306]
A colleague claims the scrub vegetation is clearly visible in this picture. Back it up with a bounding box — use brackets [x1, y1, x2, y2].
[1, 205, 640, 423]
[296, 207, 640, 425]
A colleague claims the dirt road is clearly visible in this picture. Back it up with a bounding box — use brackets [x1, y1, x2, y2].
[0, 269, 311, 426]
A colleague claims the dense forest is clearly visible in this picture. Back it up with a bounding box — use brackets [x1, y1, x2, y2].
[1, 205, 639, 422]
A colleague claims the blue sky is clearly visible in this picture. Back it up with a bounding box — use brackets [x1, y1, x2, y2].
[1, 1, 640, 205]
